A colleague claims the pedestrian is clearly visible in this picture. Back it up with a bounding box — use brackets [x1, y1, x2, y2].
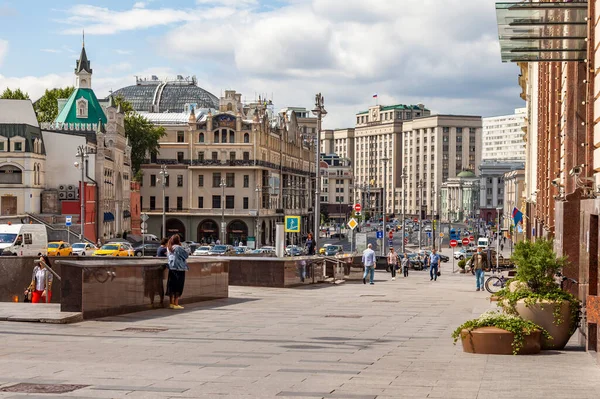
[362, 243, 376, 285]
[216, 239, 221, 245]
[387, 247, 398, 281]
[156, 237, 168, 257]
[305, 233, 315, 255]
[429, 249, 441, 281]
[25, 255, 53, 303]
[468, 247, 489, 291]
[500, 243, 504, 252]
[401, 252, 410, 277]
[166, 234, 189, 310]
[423, 252, 430, 270]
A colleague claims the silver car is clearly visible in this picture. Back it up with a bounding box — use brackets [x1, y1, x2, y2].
[71, 242, 97, 256]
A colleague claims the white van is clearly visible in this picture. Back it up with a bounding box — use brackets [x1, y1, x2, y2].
[0, 224, 47, 256]
[477, 237, 489, 249]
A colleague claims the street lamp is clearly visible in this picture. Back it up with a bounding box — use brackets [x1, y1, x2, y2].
[75, 145, 89, 241]
[220, 177, 226, 244]
[159, 165, 168, 238]
[417, 179, 424, 250]
[401, 167, 407, 254]
[254, 186, 262, 248]
[311, 93, 327, 244]
[496, 207, 502, 269]
[381, 157, 389, 256]
[431, 188, 436, 250]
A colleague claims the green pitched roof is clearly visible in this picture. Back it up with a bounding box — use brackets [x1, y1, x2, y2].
[457, 170, 476, 178]
[55, 88, 107, 124]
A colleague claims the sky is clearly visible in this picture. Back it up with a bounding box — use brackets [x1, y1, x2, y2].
[0, 0, 523, 129]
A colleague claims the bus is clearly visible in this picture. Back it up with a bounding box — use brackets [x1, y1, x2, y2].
[449, 228, 461, 241]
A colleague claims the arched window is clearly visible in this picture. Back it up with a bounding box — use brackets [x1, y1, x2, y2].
[199, 133, 205, 143]
[0, 165, 23, 184]
[213, 131, 219, 143]
[244, 133, 249, 143]
[227, 103, 233, 112]
[229, 130, 235, 143]
[221, 129, 227, 143]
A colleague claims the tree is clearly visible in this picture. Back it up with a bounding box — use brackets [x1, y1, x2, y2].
[124, 113, 166, 176]
[1, 88, 29, 100]
[33, 87, 75, 123]
[113, 95, 134, 114]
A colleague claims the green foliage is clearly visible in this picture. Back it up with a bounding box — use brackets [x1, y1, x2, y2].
[113, 94, 134, 114]
[458, 259, 467, 269]
[124, 113, 166, 175]
[511, 239, 566, 292]
[33, 87, 75, 123]
[1, 87, 29, 100]
[452, 310, 550, 355]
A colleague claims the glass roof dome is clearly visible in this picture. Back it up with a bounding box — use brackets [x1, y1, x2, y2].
[110, 76, 219, 113]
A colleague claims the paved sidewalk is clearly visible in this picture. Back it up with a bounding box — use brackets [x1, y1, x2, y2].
[0, 271, 599, 398]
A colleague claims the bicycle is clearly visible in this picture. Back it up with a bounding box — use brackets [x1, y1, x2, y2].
[484, 267, 511, 294]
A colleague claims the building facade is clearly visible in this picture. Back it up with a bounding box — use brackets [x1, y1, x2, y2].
[440, 171, 479, 223]
[482, 108, 526, 161]
[478, 160, 524, 223]
[138, 90, 315, 247]
[402, 115, 482, 220]
[0, 100, 46, 215]
[353, 104, 430, 218]
[320, 154, 353, 225]
[321, 128, 355, 161]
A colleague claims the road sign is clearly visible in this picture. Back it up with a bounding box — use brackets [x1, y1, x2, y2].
[388, 239, 393, 246]
[141, 222, 148, 230]
[284, 216, 301, 233]
[65, 216, 72, 227]
[141, 213, 149, 222]
[413, 218, 418, 223]
[347, 218, 358, 230]
[469, 235, 475, 242]
[462, 237, 470, 246]
[404, 238, 408, 244]
[427, 232, 432, 238]
[388, 231, 393, 239]
[439, 232, 444, 238]
[376, 231, 383, 239]
[354, 203, 362, 212]
[450, 239, 458, 248]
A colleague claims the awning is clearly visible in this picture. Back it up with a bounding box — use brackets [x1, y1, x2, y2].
[123, 210, 131, 219]
[103, 212, 115, 222]
[496, 1, 588, 62]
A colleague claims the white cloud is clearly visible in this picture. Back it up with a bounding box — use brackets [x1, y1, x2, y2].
[115, 49, 132, 55]
[41, 48, 61, 54]
[0, 73, 73, 101]
[0, 39, 7, 66]
[133, 1, 146, 8]
[196, 0, 257, 7]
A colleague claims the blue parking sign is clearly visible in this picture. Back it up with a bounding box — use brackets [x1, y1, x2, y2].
[376, 231, 383, 239]
[388, 239, 393, 245]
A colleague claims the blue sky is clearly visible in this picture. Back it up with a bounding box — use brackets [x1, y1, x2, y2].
[0, 0, 523, 128]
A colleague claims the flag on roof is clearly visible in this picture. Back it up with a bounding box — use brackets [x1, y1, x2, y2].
[373, 93, 378, 98]
[512, 207, 523, 226]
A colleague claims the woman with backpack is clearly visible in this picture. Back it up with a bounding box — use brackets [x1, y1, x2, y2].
[166, 234, 189, 310]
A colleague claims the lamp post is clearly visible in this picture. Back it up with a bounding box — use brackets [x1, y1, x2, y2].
[159, 165, 168, 238]
[401, 167, 407, 254]
[75, 145, 89, 241]
[381, 157, 389, 256]
[417, 179, 424, 250]
[220, 177, 226, 244]
[312, 93, 327, 245]
[255, 186, 261, 248]
[431, 188, 436, 250]
[496, 207, 502, 269]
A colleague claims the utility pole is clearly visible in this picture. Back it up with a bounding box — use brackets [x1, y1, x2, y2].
[312, 93, 327, 247]
[75, 145, 89, 241]
[496, 207, 502, 269]
[381, 158, 389, 256]
[401, 167, 407, 254]
[220, 177, 226, 244]
[418, 179, 424, 250]
[159, 165, 168, 238]
[431, 188, 436, 250]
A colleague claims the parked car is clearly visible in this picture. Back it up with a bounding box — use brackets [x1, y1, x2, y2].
[319, 243, 332, 255]
[207, 245, 234, 256]
[93, 243, 134, 257]
[71, 242, 97, 256]
[285, 245, 303, 256]
[330, 233, 346, 239]
[193, 246, 211, 256]
[47, 241, 72, 257]
[251, 248, 275, 255]
[454, 248, 476, 260]
[133, 242, 160, 257]
[324, 245, 343, 256]
[233, 246, 248, 254]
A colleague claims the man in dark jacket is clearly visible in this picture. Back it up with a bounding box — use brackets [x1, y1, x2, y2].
[468, 247, 489, 291]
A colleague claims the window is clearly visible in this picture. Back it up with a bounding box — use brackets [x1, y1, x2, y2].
[213, 173, 221, 187]
[14, 142, 22, 152]
[177, 131, 184, 143]
[150, 196, 156, 210]
[177, 197, 183, 210]
[212, 152, 218, 161]
[165, 175, 170, 187]
[229, 131, 235, 143]
[150, 174, 156, 187]
[24, 233, 32, 245]
[221, 129, 227, 143]
[198, 175, 204, 187]
[199, 133, 204, 143]
[443, 127, 450, 133]
[226, 173, 235, 187]
[0, 142, 4, 151]
[226, 195, 234, 209]
[214, 131, 219, 143]
[243, 197, 249, 209]
[243, 152, 250, 161]
[470, 128, 476, 134]
[230, 152, 236, 161]
[243, 175, 249, 188]
[198, 151, 204, 161]
[177, 174, 183, 187]
[456, 127, 463, 133]
[165, 196, 170, 210]
[212, 195, 221, 208]
[177, 152, 184, 163]
[198, 196, 204, 208]
[244, 133, 250, 143]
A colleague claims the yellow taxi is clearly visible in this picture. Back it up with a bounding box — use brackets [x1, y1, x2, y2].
[92, 242, 134, 257]
[47, 241, 73, 256]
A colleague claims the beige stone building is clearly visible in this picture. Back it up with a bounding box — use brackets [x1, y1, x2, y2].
[353, 104, 429, 218]
[138, 91, 315, 247]
[321, 128, 355, 161]
[319, 154, 354, 225]
[402, 115, 482, 220]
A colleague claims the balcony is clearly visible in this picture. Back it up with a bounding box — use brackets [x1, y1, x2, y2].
[142, 159, 315, 177]
[140, 207, 309, 217]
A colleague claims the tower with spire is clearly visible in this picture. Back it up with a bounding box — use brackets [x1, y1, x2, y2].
[75, 32, 92, 89]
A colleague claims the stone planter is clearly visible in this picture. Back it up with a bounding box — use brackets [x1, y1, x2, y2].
[514, 299, 572, 350]
[460, 326, 541, 355]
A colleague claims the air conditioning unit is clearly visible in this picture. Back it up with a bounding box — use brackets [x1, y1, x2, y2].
[67, 184, 76, 192]
[75, 188, 80, 199]
[58, 184, 67, 191]
[58, 192, 67, 200]
[66, 192, 75, 199]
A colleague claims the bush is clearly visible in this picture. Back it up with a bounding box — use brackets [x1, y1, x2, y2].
[458, 259, 467, 269]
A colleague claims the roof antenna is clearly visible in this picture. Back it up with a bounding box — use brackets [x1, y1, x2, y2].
[82, 29, 85, 47]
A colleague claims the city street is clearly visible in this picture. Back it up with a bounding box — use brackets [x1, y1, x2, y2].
[0, 270, 598, 398]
